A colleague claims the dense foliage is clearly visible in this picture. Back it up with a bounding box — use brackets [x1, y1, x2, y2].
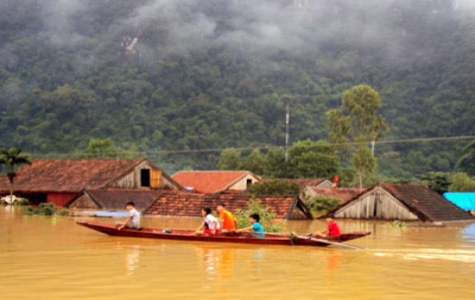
[1, 0, 475, 178]
[303, 196, 341, 213]
[247, 180, 300, 196]
[234, 198, 282, 232]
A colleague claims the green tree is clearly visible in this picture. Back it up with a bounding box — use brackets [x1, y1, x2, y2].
[264, 148, 290, 178]
[217, 148, 242, 170]
[327, 84, 389, 159]
[352, 146, 377, 188]
[420, 172, 452, 194]
[456, 140, 475, 175]
[79, 138, 120, 158]
[242, 149, 266, 175]
[288, 140, 339, 178]
[448, 173, 475, 192]
[0, 147, 32, 201]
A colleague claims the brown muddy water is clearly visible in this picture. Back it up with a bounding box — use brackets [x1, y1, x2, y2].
[1, 207, 475, 300]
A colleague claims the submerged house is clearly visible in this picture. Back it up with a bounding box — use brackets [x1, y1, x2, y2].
[144, 191, 313, 220]
[172, 171, 260, 194]
[325, 183, 474, 223]
[302, 187, 364, 206]
[0, 159, 183, 206]
[64, 189, 164, 211]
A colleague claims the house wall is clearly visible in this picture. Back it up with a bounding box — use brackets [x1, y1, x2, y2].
[335, 187, 419, 220]
[66, 193, 100, 209]
[47, 192, 78, 207]
[110, 161, 179, 190]
[229, 173, 260, 191]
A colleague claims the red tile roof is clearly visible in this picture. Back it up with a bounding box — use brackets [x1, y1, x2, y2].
[172, 171, 256, 194]
[0, 159, 144, 193]
[144, 191, 313, 220]
[305, 187, 365, 203]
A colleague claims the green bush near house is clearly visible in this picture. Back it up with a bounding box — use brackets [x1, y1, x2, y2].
[23, 203, 69, 216]
[234, 198, 282, 233]
[13, 198, 29, 206]
[304, 195, 340, 212]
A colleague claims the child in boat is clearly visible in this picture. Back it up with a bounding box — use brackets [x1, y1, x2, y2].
[235, 213, 264, 238]
[312, 214, 340, 237]
[117, 202, 140, 230]
[216, 203, 238, 232]
[196, 207, 221, 235]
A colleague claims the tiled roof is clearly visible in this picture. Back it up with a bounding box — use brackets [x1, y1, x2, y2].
[306, 187, 364, 203]
[0, 159, 144, 193]
[379, 183, 474, 222]
[144, 191, 313, 220]
[65, 189, 165, 211]
[172, 171, 255, 194]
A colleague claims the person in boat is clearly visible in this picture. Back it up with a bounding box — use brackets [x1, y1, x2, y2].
[117, 201, 140, 230]
[196, 207, 221, 235]
[235, 213, 264, 238]
[216, 203, 238, 232]
[312, 214, 340, 238]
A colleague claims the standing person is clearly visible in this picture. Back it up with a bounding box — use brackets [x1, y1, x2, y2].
[117, 202, 140, 230]
[196, 207, 220, 235]
[216, 203, 237, 232]
[235, 213, 264, 238]
[312, 214, 340, 237]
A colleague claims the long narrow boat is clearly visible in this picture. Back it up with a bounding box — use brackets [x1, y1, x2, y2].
[77, 221, 370, 247]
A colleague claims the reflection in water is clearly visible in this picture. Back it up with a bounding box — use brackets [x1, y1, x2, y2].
[125, 245, 140, 276]
[462, 223, 475, 243]
[324, 250, 341, 283]
[198, 247, 235, 283]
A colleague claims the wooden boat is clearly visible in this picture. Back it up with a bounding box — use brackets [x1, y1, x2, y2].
[77, 221, 371, 248]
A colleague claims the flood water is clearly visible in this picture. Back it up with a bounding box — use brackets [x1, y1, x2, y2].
[1, 207, 475, 300]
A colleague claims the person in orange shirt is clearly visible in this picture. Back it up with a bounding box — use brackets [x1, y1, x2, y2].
[217, 203, 238, 232]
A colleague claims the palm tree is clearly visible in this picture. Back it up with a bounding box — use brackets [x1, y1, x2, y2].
[0, 147, 32, 203]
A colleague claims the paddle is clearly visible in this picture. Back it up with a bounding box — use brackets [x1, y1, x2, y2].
[298, 235, 364, 250]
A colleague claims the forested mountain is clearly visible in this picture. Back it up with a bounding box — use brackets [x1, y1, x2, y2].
[1, 0, 475, 176]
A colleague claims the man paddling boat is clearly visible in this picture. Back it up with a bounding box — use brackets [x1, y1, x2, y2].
[311, 214, 340, 238]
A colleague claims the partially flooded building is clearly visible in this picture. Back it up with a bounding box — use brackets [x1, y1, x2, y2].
[324, 183, 474, 223]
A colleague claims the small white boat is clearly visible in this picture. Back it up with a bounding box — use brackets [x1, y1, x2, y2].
[1, 195, 19, 205]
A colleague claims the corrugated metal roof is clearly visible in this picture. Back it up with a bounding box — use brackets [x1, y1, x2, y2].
[444, 192, 475, 211]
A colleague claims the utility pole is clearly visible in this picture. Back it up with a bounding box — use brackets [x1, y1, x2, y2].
[285, 102, 290, 162]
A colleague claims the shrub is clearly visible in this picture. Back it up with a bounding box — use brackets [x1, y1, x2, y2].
[247, 179, 300, 196]
[13, 198, 29, 206]
[304, 195, 340, 212]
[23, 203, 68, 216]
[234, 198, 282, 232]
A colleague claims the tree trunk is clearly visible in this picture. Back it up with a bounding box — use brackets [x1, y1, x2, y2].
[9, 181, 13, 204]
[358, 170, 363, 190]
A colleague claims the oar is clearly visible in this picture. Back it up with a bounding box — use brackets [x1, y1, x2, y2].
[298, 235, 364, 250]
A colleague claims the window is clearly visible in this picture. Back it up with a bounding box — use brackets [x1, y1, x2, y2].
[141, 169, 151, 187]
[246, 179, 253, 187]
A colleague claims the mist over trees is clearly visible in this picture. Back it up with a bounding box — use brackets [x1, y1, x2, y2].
[1, 0, 475, 178]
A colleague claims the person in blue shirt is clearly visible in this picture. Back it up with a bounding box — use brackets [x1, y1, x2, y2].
[236, 213, 264, 238]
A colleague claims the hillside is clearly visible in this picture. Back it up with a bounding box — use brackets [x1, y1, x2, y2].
[1, 0, 475, 176]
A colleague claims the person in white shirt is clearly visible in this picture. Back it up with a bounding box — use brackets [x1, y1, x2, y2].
[117, 202, 140, 230]
[195, 207, 220, 235]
